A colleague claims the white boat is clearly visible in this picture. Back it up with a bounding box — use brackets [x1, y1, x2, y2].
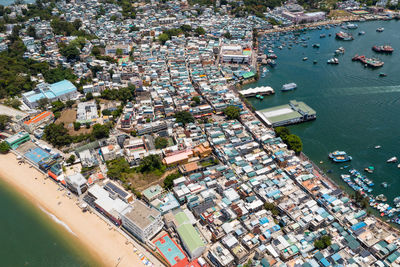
[377, 27, 384, 32]
[397, 164, 400, 168]
[387, 157, 398, 163]
[281, 83, 297, 91]
[375, 145, 381, 149]
[346, 23, 358, 29]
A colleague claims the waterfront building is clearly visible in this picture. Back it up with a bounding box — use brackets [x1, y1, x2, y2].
[121, 201, 164, 242]
[22, 80, 78, 109]
[87, 184, 129, 225]
[65, 173, 88, 196]
[256, 100, 316, 127]
[5, 131, 30, 149]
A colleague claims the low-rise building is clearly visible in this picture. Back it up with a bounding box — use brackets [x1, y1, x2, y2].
[121, 201, 164, 242]
[23, 111, 54, 133]
[65, 173, 88, 195]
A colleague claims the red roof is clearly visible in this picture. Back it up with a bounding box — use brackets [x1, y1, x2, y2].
[24, 111, 54, 125]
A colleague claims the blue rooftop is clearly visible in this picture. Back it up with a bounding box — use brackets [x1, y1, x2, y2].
[23, 80, 77, 104]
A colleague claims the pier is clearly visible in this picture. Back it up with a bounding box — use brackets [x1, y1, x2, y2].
[256, 100, 316, 127]
[239, 86, 275, 97]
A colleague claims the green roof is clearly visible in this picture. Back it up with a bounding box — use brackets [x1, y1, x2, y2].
[242, 71, 255, 79]
[258, 100, 316, 125]
[177, 223, 205, 253]
[175, 211, 190, 226]
[142, 185, 163, 200]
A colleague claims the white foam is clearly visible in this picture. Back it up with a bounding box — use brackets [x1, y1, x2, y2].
[38, 205, 77, 236]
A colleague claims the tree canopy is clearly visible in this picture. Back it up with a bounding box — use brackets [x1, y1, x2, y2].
[314, 235, 332, 250]
[138, 154, 163, 173]
[0, 141, 11, 154]
[155, 137, 168, 149]
[223, 105, 241, 120]
[275, 126, 303, 154]
[174, 111, 194, 125]
[163, 171, 182, 189]
[0, 115, 11, 131]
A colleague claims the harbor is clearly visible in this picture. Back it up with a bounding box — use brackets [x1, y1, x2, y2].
[245, 19, 400, 219]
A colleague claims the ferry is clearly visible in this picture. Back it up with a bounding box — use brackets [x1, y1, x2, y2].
[372, 45, 394, 53]
[336, 31, 354, 41]
[376, 27, 384, 32]
[352, 55, 384, 68]
[327, 58, 339, 64]
[281, 83, 297, 92]
[346, 23, 358, 29]
[387, 157, 398, 163]
[329, 151, 352, 162]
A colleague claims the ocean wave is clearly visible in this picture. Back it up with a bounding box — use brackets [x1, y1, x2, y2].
[38, 205, 77, 237]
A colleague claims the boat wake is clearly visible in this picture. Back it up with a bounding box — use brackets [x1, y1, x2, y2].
[38, 205, 77, 236]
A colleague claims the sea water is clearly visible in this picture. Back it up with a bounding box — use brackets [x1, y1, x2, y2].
[246, 19, 400, 206]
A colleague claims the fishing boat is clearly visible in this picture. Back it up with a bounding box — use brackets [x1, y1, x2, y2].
[364, 166, 374, 173]
[312, 43, 320, 48]
[281, 83, 297, 92]
[381, 182, 388, 188]
[334, 47, 345, 55]
[379, 73, 387, 77]
[327, 57, 339, 64]
[358, 31, 366, 35]
[336, 31, 354, 41]
[372, 45, 394, 53]
[352, 55, 384, 68]
[387, 157, 398, 163]
[376, 27, 384, 32]
[375, 145, 381, 149]
[329, 151, 352, 162]
[313, 60, 318, 64]
[320, 34, 326, 38]
[398, 164, 400, 168]
[303, 57, 308, 61]
[267, 59, 276, 67]
[376, 194, 387, 202]
[267, 53, 278, 59]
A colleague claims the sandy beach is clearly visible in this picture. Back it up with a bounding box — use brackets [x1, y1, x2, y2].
[0, 153, 146, 267]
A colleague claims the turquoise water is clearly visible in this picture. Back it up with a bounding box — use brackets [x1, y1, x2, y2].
[0, 179, 98, 267]
[246, 19, 400, 206]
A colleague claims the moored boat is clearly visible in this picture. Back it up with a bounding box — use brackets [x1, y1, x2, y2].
[352, 55, 384, 68]
[336, 31, 353, 41]
[329, 151, 352, 162]
[376, 27, 384, 32]
[327, 57, 339, 64]
[387, 157, 398, 163]
[281, 83, 297, 92]
[372, 45, 394, 53]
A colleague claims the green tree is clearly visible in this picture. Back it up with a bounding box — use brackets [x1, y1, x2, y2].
[116, 48, 123, 57]
[66, 154, 76, 164]
[158, 33, 169, 45]
[286, 134, 303, 154]
[37, 98, 49, 110]
[174, 111, 194, 125]
[106, 157, 131, 180]
[0, 115, 11, 130]
[85, 92, 93, 101]
[264, 202, 279, 216]
[192, 96, 201, 105]
[223, 31, 232, 39]
[314, 235, 331, 250]
[155, 137, 168, 149]
[223, 105, 241, 120]
[0, 141, 11, 154]
[73, 122, 81, 131]
[275, 126, 290, 139]
[66, 100, 75, 108]
[60, 43, 80, 61]
[92, 123, 110, 139]
[195, 27, 206, 36]
[27, 25, 36, 38]
[139, 154, 163, 173]
[43, 123, 72, 147]
[3, 98, 21, 109]
[163, 171, 182, 189]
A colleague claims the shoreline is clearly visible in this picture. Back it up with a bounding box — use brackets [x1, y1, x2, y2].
[0, 153, 146, 267]
[245, 18, 400, 234]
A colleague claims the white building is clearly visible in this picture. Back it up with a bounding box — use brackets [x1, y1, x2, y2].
[121, 201, 164, 242]
[65, 173, 88, 195]
[76, 101, 98, 124]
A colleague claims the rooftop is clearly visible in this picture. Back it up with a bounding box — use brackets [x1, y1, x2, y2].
[122, 200, 160, 230]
